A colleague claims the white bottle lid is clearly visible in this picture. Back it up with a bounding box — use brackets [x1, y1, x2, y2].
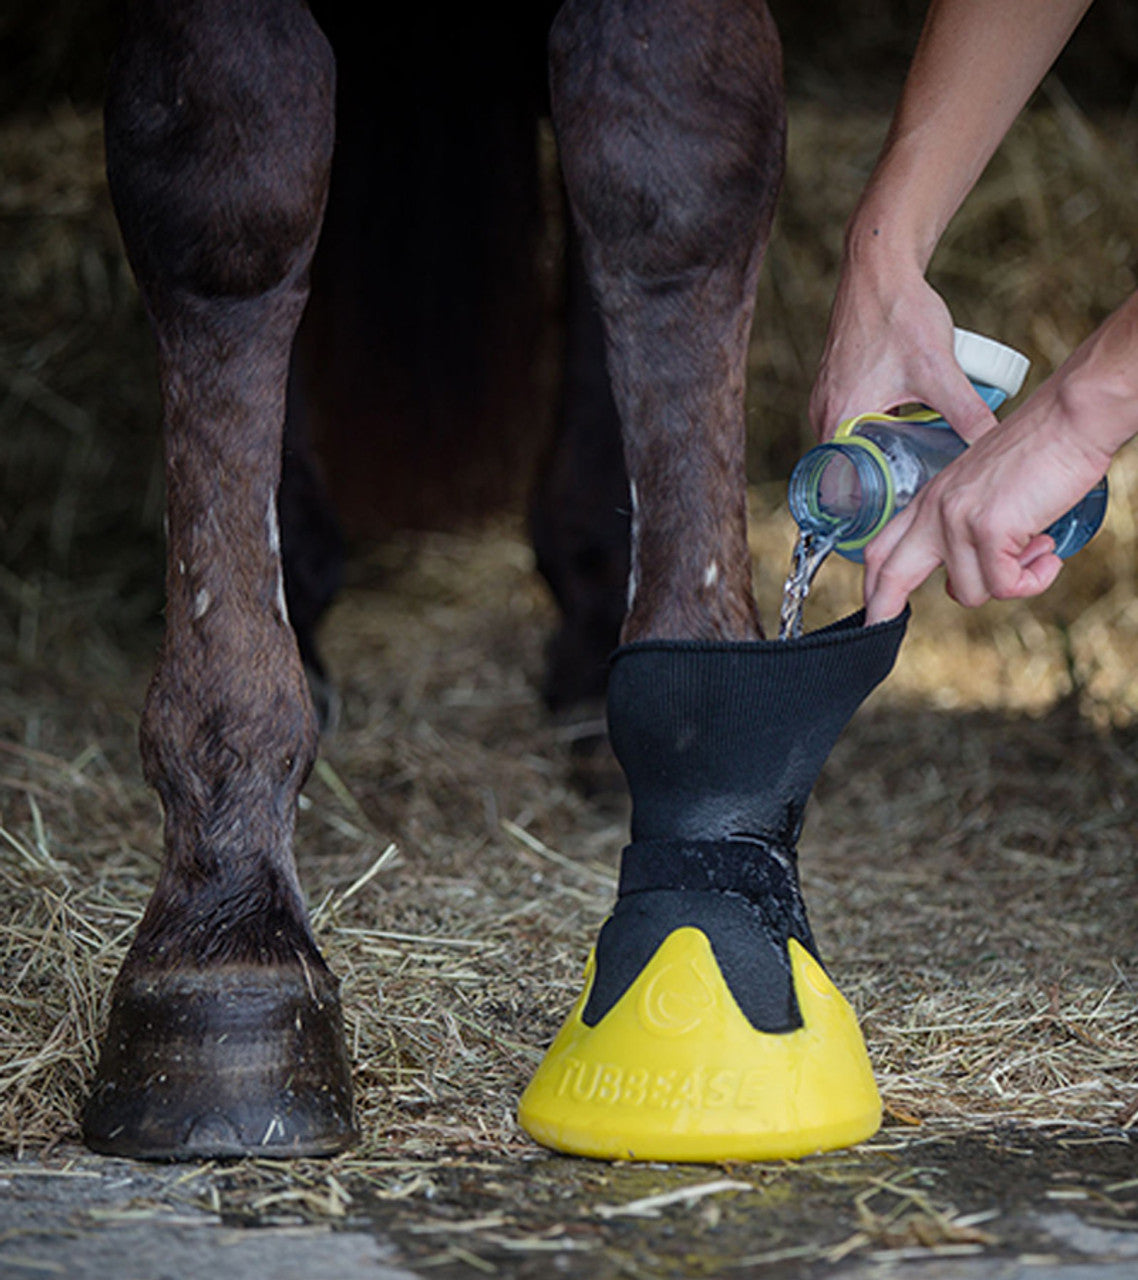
[953, 328, 1030, 398]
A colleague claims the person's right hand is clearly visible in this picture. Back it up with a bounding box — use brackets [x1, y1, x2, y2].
[861, 376, 1114, 623]
[808, 253, 998, 443]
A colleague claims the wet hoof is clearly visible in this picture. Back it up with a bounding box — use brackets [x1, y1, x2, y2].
[83, 963, 357, 1160]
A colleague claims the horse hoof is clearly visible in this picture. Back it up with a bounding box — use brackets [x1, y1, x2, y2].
[82, 962, 357, 1160]
[518, 928, 880, 1163]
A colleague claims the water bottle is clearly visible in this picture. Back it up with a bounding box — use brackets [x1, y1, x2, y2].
[788, 329, 1109, 563]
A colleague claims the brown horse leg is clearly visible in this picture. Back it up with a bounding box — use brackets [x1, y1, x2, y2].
[520, 0, 908, 1162]
[550, 0, 785, 643]
[83, 0, 355, 1159]
[530, 222, 630, 711]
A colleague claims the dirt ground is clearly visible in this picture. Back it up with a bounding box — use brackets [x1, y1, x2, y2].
[1, 90, 1136, 1278]
[0, 1128, 1137, 1279]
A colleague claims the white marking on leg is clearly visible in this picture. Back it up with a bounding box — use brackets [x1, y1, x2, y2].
[266, 494, 281, 555]
[267, 494, 290, 624]
[193, 588, 211, 619]
[703, 560, 719, 589]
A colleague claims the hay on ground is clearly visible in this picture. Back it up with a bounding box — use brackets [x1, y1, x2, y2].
[1, 97, 1136, 1170]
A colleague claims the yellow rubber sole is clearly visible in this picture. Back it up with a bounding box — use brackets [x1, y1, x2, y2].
[518, 928, 880, 1162]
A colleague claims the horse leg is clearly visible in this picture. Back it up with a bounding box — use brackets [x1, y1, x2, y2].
[280, 366, 345, 731]
[519, 0, 908, 1162]
[549, 0, 783, 646]
[83, 0, 355, 1159]
[530, 223, 630, 713]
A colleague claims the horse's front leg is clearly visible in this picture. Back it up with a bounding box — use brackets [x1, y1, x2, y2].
[550, 0, 782, 645]
[519, 0, 908, 1162]
[82, 0, 355, 1159]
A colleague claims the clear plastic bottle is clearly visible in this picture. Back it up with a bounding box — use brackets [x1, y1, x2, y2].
[788, 330, 1109, 563]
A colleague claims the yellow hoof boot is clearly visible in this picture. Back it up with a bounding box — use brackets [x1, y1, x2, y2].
[518, 928, 879, 1162]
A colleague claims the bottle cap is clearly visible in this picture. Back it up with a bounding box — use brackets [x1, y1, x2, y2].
[953, 329, 1030, 398]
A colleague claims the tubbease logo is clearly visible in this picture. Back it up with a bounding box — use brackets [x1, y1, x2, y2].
[637, 953, 718, 1037]
[553, 1054, 771, 1110]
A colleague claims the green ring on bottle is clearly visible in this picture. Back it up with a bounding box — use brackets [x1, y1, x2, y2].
[826, 434, 896, 552]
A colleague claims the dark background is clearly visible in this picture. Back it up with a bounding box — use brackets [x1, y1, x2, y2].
[2, 0, 1136, 116]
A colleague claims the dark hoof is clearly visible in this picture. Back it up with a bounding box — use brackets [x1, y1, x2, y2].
[83, 963, 357, 1160]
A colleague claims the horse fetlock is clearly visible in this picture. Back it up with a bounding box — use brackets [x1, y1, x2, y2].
[126, 842, 319, 968]
[84, 960, 356, 1160]
[140, 657, 317, 795]
[133, 676, 320, 972]
[90, 728, 349, 1159]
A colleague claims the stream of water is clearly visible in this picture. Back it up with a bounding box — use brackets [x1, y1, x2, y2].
[777, 527, 843, 640]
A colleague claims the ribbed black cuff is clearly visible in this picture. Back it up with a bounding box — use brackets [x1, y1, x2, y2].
[606, 608, 908, 845]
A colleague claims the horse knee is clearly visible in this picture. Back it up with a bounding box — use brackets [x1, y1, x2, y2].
[104, 0, 335, 302]
[550, 0, 784, 282]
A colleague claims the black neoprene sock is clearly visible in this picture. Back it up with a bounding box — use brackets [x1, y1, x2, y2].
[584, 608, 909, 1033]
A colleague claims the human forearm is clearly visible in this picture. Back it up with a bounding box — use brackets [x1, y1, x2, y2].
[1046, 289, 1138, 462]
[847, 0, 1093, 269]
[810, 0, 1094, 441]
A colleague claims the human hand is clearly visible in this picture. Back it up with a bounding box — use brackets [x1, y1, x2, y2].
[809, 256, 997, 443]
[862, 388, 1112, 623]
